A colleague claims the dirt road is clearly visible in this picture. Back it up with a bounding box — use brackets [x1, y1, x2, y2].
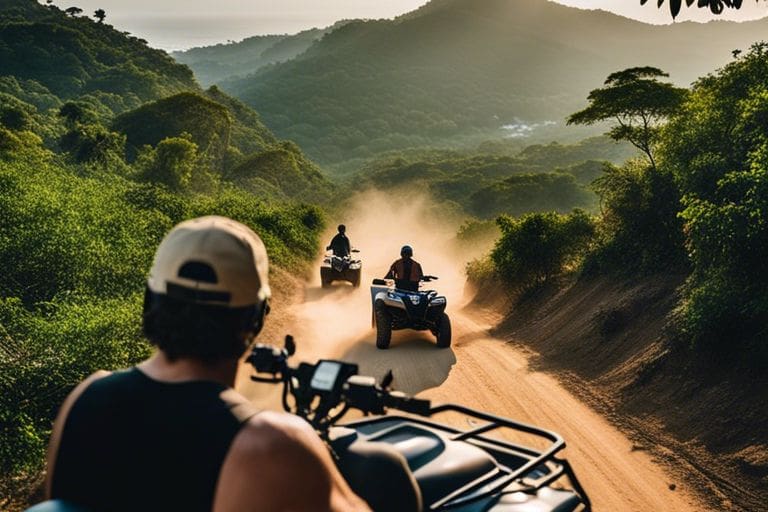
[241, 288, 703, 511]
[238, 191, 705, 511]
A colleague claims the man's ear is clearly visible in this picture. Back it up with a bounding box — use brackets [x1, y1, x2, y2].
[251, 298, 270, 337]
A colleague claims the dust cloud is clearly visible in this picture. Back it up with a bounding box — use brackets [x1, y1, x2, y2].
[283, 189, 482, 392]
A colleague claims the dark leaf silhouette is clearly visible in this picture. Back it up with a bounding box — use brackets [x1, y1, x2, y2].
[645, 0, 758, 18]
[670, 0, 682, 17]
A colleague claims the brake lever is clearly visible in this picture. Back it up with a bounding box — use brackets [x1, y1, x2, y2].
[250, 375, 283, 384]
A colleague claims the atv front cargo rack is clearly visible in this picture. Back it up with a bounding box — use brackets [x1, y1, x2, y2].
[348, 403, 592, 511]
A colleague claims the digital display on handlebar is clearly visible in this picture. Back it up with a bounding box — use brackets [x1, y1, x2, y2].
[310, 361, 342, 392]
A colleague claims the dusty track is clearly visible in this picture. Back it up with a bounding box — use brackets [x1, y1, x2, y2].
[239, 205, 709, 512]
[238, 191, 706, 511]
[241, 287, 703, 511]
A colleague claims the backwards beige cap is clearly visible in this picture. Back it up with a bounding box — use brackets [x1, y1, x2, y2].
[147, 216, 271, 308]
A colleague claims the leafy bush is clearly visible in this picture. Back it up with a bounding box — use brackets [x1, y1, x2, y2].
[491, 210, 595, 291]
[585, 159, 687, 274]
[676, 160, 768, 359]
[469, 172, 595, 219]
[140, 135, 200, 190]
[0, 140, 325, 498]
[465, 255, 497, 288]
[0, 295, 149, 483]
[659, 43, 768, 359]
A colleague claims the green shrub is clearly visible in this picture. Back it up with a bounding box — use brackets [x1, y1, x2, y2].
[491, 210, 595, 291]
[585, 159, 686, 274]
[140, 135, 199, 190]
[0, 294, 149, 485]
[0, 145, 326, 495]
[676, 164, 768, 359]
[465, 255, 497, 286]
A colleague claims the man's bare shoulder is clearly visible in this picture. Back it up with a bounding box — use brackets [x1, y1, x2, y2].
[234, 410, 319, 455]
[215, 411, 370, 511]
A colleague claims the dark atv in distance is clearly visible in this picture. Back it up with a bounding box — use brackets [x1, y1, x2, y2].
[321, 249, 361, 288]
[371, 276, 451, 349]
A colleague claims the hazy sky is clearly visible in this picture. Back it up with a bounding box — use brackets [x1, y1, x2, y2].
[48, 0, 768, 50]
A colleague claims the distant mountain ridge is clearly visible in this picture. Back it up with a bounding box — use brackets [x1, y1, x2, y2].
[172, 22, 349, 86]
[214, 0, 768, 163]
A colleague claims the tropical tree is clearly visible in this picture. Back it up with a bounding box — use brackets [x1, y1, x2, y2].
[59, 123, 126, 165]
[64, 6, 83, 17]
[142, 135, 199, 190]
[94, 9, 106, 23]
[567, 67, 686, 170]
[58, 102, 96, 129]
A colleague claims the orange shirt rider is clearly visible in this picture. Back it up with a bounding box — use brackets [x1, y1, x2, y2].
[385, 245, 423, 291]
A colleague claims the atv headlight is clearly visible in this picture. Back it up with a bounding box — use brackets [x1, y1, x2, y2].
[430, 297, 446, 306]
[349, 262, 361, 270]
[386, 292, 403, 302]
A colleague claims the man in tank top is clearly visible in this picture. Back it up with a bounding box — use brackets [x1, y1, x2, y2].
[45, 216, 369, 512]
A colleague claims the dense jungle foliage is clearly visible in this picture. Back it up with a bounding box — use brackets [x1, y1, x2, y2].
[0, 1, 330, 505]
[475, 43, 768, 365]
[356, 137, 634, 219]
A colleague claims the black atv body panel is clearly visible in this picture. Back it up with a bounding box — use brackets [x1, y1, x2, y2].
[333, 414, 584, 512]
[321, 255, 361, 287]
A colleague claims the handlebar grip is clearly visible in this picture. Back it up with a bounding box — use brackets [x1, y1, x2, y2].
[385, 392, 431, 416]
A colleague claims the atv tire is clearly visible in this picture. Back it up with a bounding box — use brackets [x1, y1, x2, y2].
[436, 313, 452, 348]
[375, 301, 392, 349]
[320, 268, 332, 289]
[351, 270, 361, 288]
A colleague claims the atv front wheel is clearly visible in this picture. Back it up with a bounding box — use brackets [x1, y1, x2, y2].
[375, 301, 392, 349]
[436, 313, 452, 348]
[320, 268, 332, 288]
[351, 270, 361, 288]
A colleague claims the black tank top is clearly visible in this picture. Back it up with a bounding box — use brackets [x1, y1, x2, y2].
[51, 368, 258, 512]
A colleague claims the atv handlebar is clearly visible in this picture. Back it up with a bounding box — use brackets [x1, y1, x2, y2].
[248, 336, 432, 429]
[248, 336, 592, 510]
[371, 275, 439, 286]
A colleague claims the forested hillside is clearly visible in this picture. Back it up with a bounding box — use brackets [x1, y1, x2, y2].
[0, 1, 332, 506]
[355, 137, 635, 219]
[172, 24, 345, 86]
[220, 0, 768, 163]
[464, 45, 768, 507]
[0, 0, 194, 112]
[471, 43, 768, 370]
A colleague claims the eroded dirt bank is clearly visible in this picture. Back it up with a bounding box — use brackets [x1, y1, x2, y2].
[492, 276, 768, 512]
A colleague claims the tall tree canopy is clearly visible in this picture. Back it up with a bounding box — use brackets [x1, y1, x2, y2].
[567, 67, 686, 170]
[63, 6, 82, 17]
